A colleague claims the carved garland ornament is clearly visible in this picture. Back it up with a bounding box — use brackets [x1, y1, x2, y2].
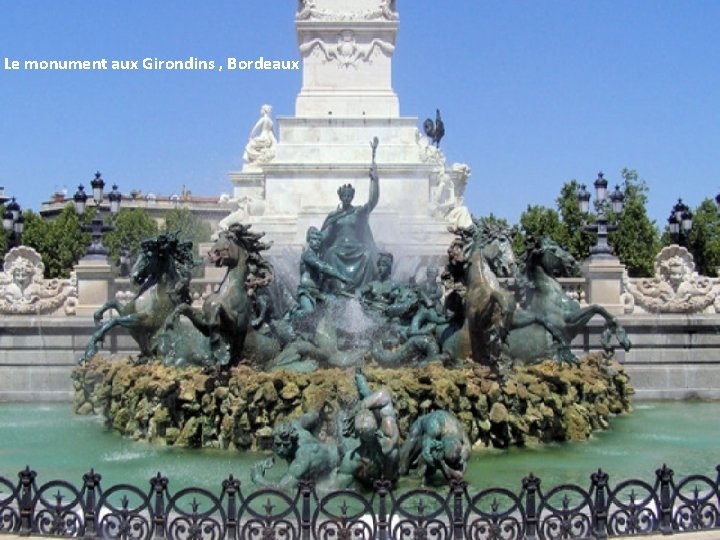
[299, 31, 395, 69]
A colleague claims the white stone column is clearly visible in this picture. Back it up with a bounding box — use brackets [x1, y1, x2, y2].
[295, 0, 400, 118]
[582, 256, 626, 315]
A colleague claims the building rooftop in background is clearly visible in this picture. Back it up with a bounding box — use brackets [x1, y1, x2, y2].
[40, 186, 236, 230]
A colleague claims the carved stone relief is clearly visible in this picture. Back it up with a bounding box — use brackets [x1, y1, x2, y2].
[299, 31, 395, 69]
[622, 245, 719, 314]
[0, 246, 77, 315]
[297, 0, 397, 21]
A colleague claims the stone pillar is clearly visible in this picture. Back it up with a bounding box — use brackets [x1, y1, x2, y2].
[74, 257, 114, 316]
[582, 255, 626, 315]
[295, 0, 400, 118]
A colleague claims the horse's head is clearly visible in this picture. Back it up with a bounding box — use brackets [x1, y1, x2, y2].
[209, 223, 274, 289]
[131, 239, 163, 286]
[131, 234, 194, 291]
[208, 229, 241, 268]
[447, 225, 476, 270]
[475, 222, 517, 278]
[526, 236, 579, 277]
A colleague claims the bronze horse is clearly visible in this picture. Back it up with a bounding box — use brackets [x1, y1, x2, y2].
[83, 234, 194, 362]
[441, 225, 569, 368]
[161, 223, 274, 367]
[505, 236, 631, 362]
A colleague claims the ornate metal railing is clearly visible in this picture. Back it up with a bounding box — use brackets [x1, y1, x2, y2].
[1, 464, 719, 539]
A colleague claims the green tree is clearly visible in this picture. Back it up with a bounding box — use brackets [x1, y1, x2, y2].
[162, 207, 212, 254]
[687, 199, 720, 277]
[474, 213, 512, 231]
[555, 180, 594, 261]
[514, 204, 564, 256]
[608, 168, 660, 277]
[104, 208, 159, 268]
[22, 204, 92, 278]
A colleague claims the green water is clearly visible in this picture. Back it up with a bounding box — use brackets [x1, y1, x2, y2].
[0, 402, 718, 494]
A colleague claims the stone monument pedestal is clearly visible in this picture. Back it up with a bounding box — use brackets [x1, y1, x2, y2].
[222, 0, 467, 280]
[582, 256, 626, 316]
[74, 257, 114, 317]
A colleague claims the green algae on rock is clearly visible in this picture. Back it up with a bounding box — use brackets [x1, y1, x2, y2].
[72, 353, 632, 452]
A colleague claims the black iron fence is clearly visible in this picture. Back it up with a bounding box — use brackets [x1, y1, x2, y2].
[1, 464, 719, 539]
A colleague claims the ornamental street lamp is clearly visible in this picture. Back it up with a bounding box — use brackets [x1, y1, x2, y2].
[2, 196, 25, 249]
[577, 172, 625, 257]
[667, 198, 693, 246]
[73, 172, 121, 258]
[715, 192, 720, 216]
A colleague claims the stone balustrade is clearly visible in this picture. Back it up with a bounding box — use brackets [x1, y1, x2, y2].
[1, 246, 719, 402]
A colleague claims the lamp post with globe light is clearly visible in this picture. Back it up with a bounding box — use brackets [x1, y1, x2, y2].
[577, 172, 625, 257]
[2, 197, 25, 249]
[666, 198, 693, 247]
[73, 172, 121, 259]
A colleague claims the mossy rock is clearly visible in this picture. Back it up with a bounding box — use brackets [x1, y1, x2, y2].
[74, 352, 632, 451]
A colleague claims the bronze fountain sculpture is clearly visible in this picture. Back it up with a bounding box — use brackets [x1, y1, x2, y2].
[77, 137, 632, 490]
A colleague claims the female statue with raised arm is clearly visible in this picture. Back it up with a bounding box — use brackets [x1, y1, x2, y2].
[319, 138, 380, 293]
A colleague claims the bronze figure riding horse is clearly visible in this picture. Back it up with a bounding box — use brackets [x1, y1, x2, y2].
[83, 234, 194, 362]
[442, 224, 600, 369]
[505, 236, 631, 362]
[161, 223, 274, 367]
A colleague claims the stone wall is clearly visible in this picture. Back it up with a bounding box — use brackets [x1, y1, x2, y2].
[0, 317, 135, 402]
[614, 315, 720, 400]
[1, 314, 719, 402]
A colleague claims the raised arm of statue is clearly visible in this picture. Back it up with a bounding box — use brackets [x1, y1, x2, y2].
[354, 367, 372, 399]
[365, 162, 379, 213]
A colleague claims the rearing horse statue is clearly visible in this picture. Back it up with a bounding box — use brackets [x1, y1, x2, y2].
[162, 223, 274, 367]
[441, 223, 568, 369]
[505, 236, 632, 363]
[82, 234, 194, 362]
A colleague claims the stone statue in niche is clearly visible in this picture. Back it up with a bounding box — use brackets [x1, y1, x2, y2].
[0, 246, 77, 315]
[242, 104, 277, 169]
[623, 245, 719, 314]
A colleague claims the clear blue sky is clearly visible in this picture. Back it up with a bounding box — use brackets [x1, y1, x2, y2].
[1, 1, 718, 227]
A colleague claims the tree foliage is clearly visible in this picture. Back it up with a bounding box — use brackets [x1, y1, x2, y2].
[608, 168, 660, 277]
[475, 213, 512, 230]
[162, 207, 212, 254]
[514, 204, 564, 256]
[512, 169, 660, 277]
[555, 180, 594, 261]
[687, 198, 720, 277]
[104, 208, 159, 268]
[21, 204, 92, 278]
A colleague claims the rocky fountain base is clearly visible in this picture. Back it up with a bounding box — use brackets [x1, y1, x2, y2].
[72, 353, 632, 451]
